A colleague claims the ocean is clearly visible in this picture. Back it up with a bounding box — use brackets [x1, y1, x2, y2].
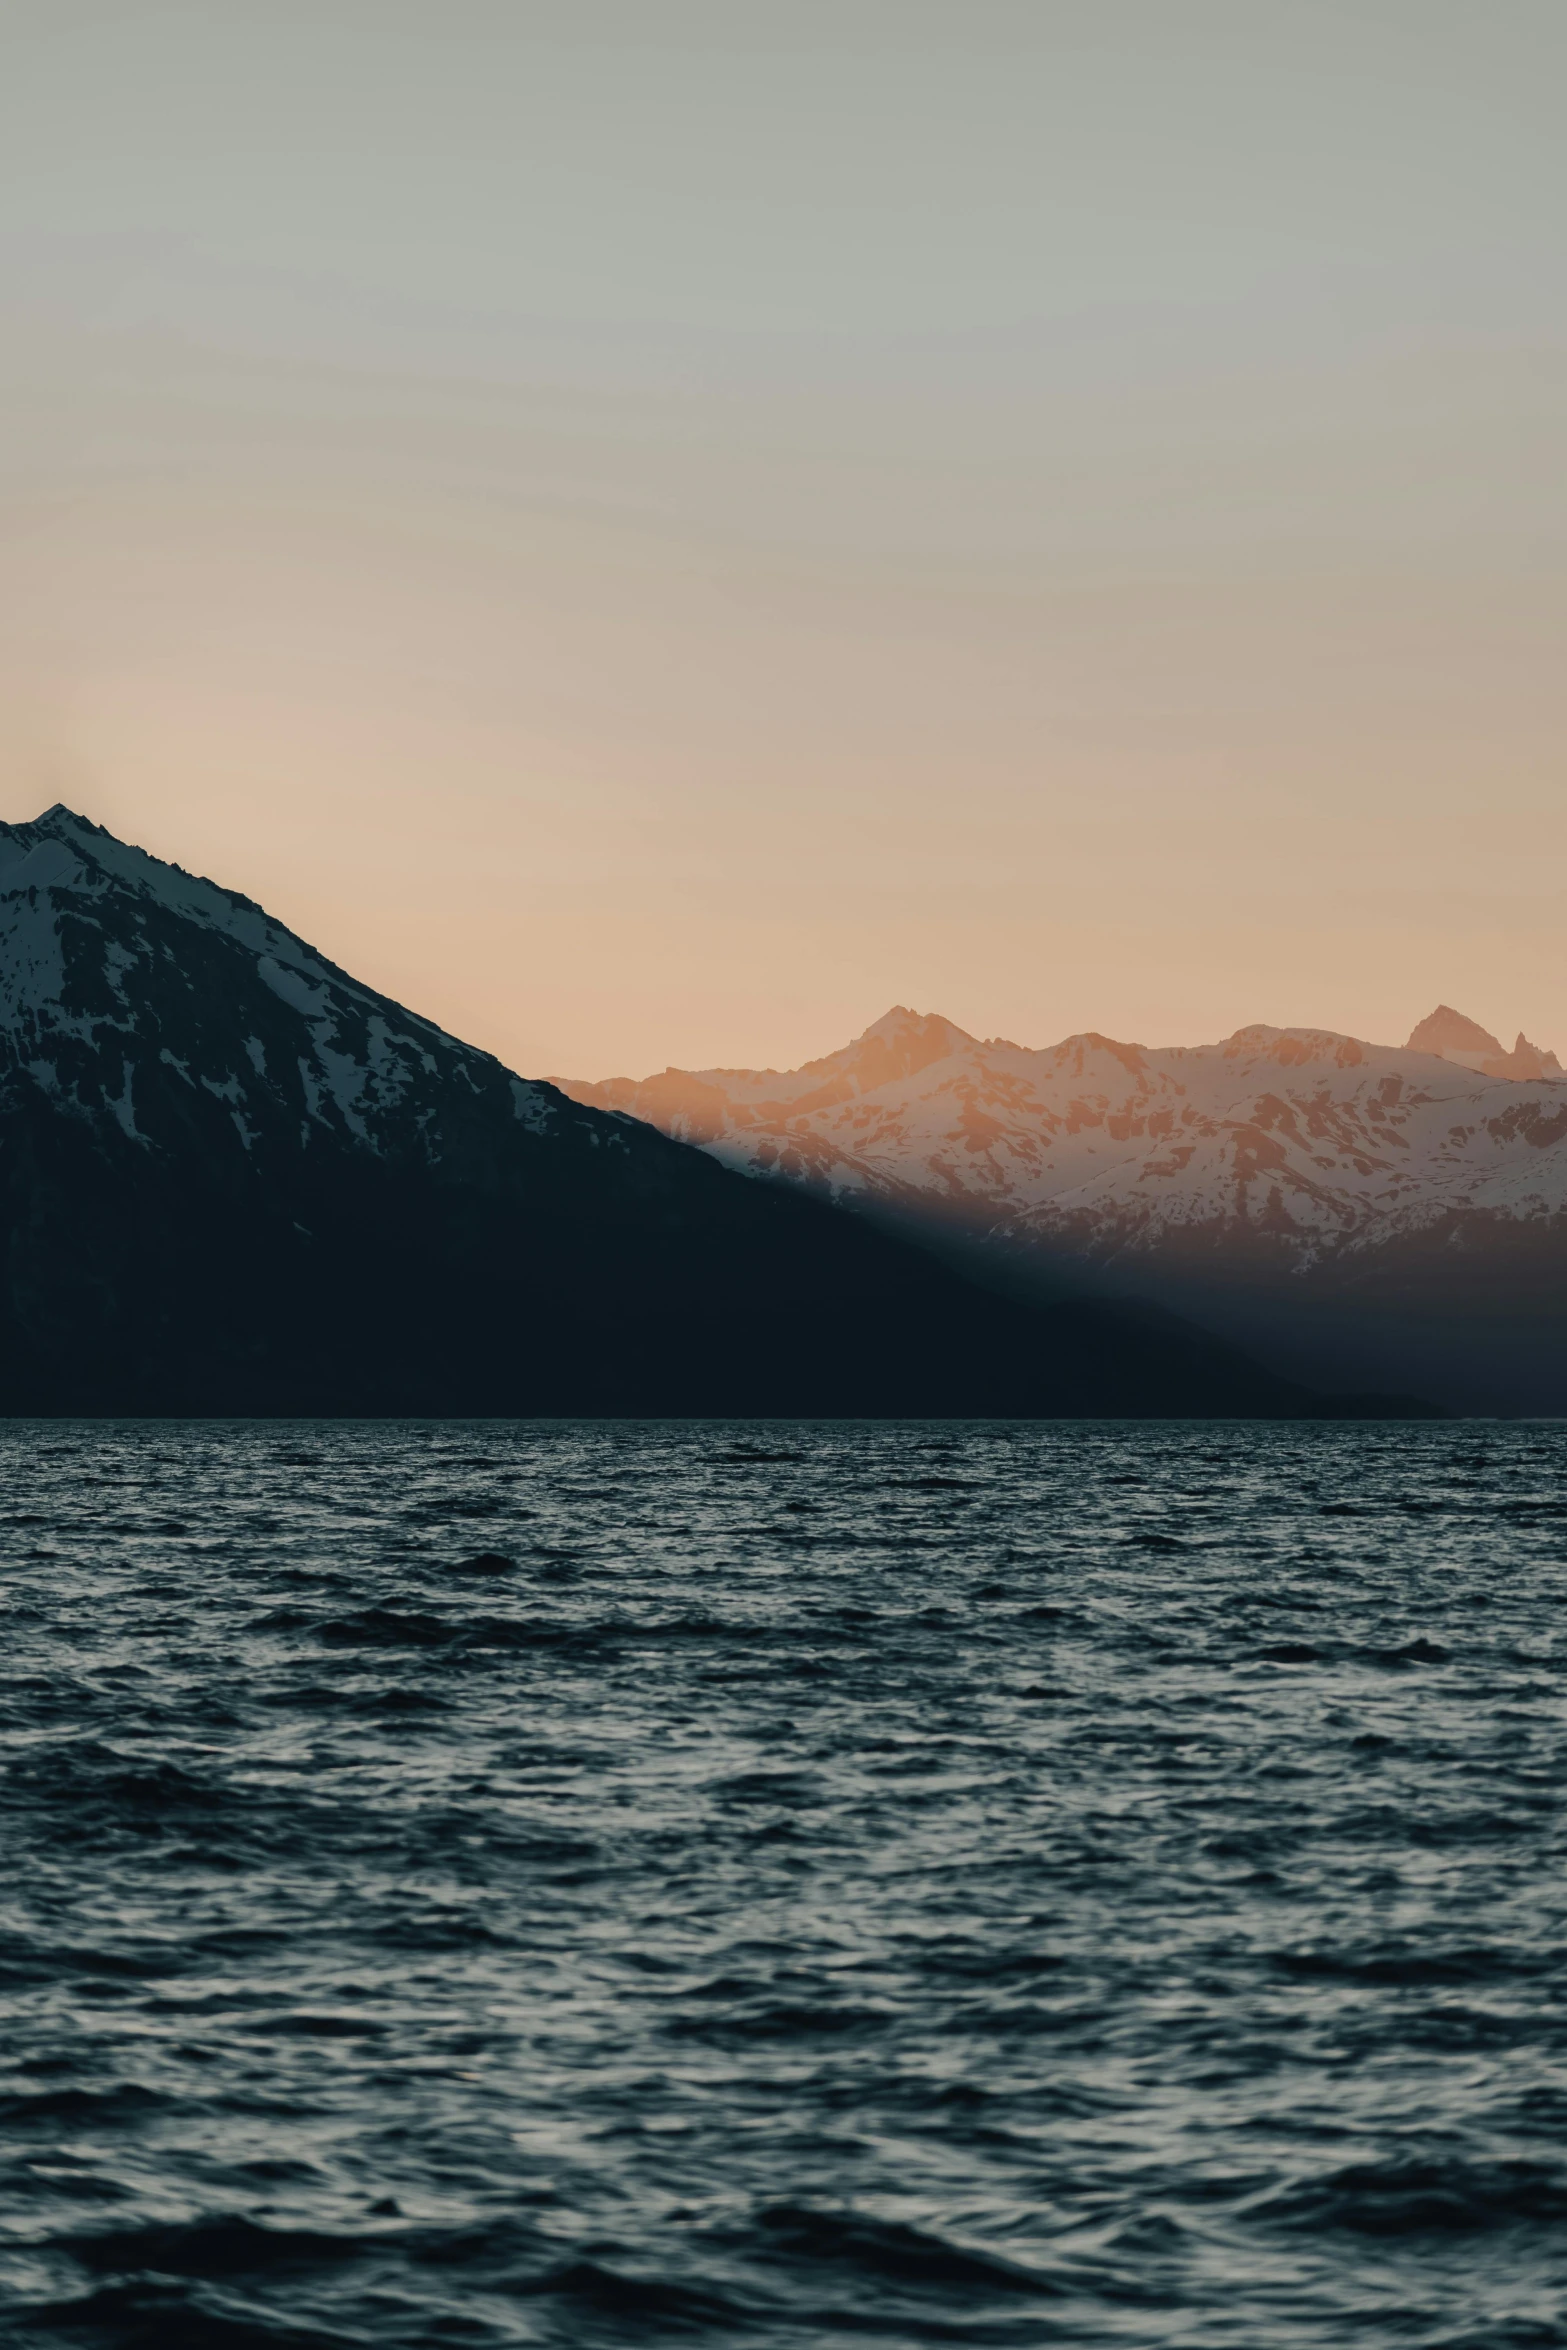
[1, 1419, 1563, 2348]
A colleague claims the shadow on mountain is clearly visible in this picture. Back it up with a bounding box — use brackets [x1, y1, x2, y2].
[0, 807, 1432, 1419]
[0, 1072, 1433, 1417]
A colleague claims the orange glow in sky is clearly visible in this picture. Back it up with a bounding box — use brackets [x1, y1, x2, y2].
[1, 4, 1562, 1078]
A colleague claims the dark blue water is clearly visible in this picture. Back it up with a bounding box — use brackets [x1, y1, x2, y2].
[2, 1420, 1564, 2349]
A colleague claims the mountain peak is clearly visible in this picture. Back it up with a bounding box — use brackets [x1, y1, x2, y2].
[1405, 1004, 1559, 1081]
[840, 1007, 977, 1087]
[859, 1004, 969, 1043]
[8, 802, 99, 843]
[1406, 1005, 1504, 1060]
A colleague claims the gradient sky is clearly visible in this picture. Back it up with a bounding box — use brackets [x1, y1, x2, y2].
[1, 0, 1563, 1077]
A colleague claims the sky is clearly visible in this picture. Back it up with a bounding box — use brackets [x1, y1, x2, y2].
[0, 0, 1563, 1077]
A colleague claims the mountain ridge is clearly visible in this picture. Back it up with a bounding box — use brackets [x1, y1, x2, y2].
[0, 808, 1416, 1418]
[555, 1002, 1567, 1411]
[554, 999, 1567, 1262]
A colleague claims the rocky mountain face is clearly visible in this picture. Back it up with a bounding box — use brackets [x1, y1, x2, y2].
[558, 1004, 1567, 1411]
[1406, 1005, 1563, 1083]
[0, 807, 1391, 1417]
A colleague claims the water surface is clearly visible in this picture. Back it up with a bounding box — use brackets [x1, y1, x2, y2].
[2, 1419, 1564, 2347]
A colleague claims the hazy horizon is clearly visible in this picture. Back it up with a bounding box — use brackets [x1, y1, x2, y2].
[4, 796, 1557, 1082]
[3, 2, 1563, 1076]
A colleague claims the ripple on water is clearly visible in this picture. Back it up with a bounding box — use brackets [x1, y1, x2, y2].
[0, 1417, 1564, 2349]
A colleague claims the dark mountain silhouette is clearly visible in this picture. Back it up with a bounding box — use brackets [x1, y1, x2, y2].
[0, 807, 1425, 1417]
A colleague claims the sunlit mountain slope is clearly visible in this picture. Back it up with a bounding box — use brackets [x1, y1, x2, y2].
[559, 1007, 1567, 1409]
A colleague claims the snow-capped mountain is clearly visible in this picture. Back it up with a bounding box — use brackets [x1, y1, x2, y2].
[557, 1005, 1567, 1411]
[0, 807, 1372, 1417]
[557, 1003, 1567, 1258]
[0, 803, 560, 1164]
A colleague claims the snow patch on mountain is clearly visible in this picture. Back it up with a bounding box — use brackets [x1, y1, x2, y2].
[0, 804, 561, 1158]
[557, 1002, 1567, 1275]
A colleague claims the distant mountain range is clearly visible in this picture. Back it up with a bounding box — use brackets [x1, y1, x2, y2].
[558, 1004, 1567, 1413]
[0, 806, 1414, 1418]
